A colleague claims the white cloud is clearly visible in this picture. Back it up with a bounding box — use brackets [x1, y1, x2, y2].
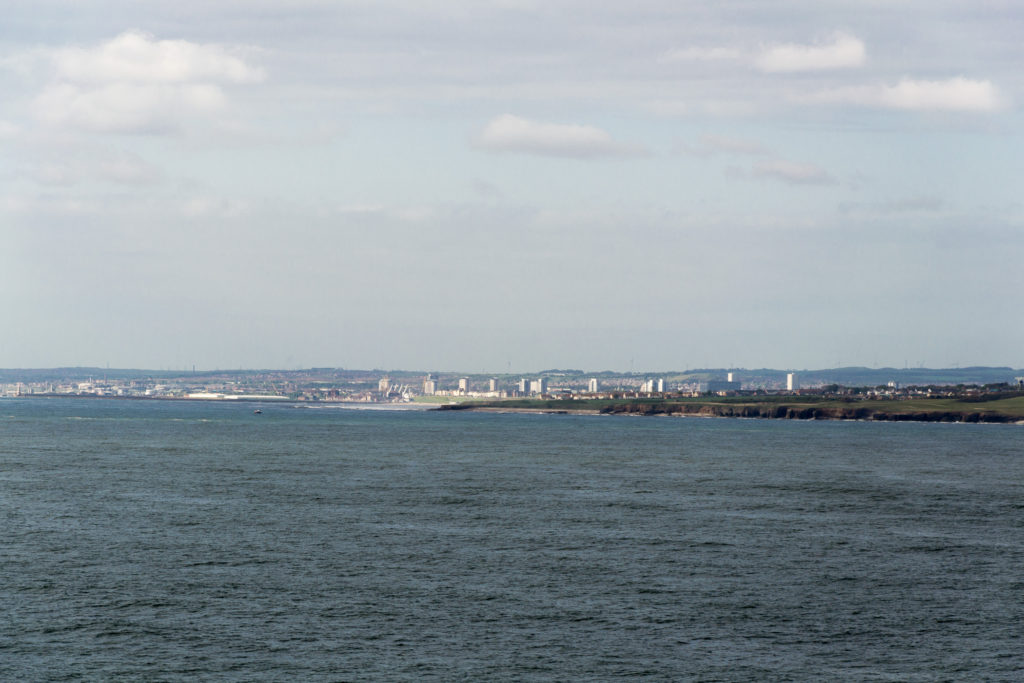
[181, 196, 250, 218]
[752, 160, 835, 185]
[755, 34, 866, 73]
[839, 196, 944, 215]
[29, 164, 78, 186]
[472, 178, 503, 199]
[678, 133, 767, 157]
[334, 203, 435, 222]
[97, 154, 163, 185]
[27, 149, 163, 186]
[0, 193, 100, 216]
[0, 120, 19, 139]
[51, 30, 263, 85]
[476, 114, 642, 158]
[34, 83, 227, 133]
[32, 31, 262, 134]
[809, 77, 1004, 112]
[336, 203, 387, 216]
[660, 46, 741, 63]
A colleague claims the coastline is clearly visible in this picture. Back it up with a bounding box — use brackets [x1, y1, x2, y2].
[6, 393, 1023, 424]
[442, 406, 603, 416]
[437, 399, 1024, 424]
[0, 394, 409, 408]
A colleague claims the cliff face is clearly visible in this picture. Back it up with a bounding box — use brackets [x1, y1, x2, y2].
[598, 403, 1015, 423]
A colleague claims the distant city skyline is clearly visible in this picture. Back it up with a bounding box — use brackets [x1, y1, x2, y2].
[2, 2, 1021, 371]
[6, 365, 1021, 403]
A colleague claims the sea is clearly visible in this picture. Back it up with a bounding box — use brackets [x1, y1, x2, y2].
[1, 397, 1022, 681]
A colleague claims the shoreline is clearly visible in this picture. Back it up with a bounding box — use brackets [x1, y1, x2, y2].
[444, 406, 603, 415]
[0, 394, 407, 407]
[438, 401, 1024, 424]
[5, 394, 1023, 424]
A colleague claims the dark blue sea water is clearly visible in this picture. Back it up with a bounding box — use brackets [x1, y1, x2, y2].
[1, 398, 1022, 681]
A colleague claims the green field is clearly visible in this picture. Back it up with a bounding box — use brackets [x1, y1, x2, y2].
[448, 395, 1024, 422]
[850, 396, 1024, 416]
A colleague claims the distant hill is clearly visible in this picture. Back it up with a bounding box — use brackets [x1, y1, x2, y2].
[0, 367, 156, 383]
[663, 367, 1022, 387]
[798, 366, 1021, 387]
[0, 367, 268, 383]
[1, 366, 1020, 387]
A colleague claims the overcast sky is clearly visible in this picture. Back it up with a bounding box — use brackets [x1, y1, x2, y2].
[1, 1, 1021, 372]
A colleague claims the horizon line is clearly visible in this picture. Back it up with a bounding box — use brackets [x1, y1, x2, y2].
[2, 365, 1021, 376]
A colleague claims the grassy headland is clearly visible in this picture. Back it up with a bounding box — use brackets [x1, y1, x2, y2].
[438, 395, 1024, 423]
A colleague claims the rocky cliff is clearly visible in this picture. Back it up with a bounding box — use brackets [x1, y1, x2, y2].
[598, 402, 1016, 423]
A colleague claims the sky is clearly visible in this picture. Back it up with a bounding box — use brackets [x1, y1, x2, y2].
[1, 1, 1022, 373]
